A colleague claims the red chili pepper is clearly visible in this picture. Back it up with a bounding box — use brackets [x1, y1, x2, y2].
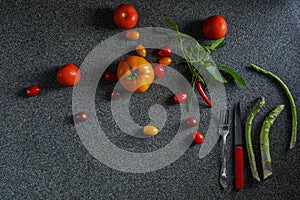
[195, 77, 213, 107]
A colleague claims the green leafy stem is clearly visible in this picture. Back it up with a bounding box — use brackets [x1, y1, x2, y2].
[158, 16, 248, 90]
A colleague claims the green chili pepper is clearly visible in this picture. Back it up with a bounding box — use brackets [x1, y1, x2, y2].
[246, 97, 265, 181]
[260, 104, 285, 180]
[251, 64, 297, 149]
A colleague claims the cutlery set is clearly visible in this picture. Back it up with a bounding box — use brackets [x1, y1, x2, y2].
[219, 103, 244, 190]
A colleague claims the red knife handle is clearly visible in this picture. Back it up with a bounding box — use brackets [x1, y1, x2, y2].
[235, 146, 244, 189]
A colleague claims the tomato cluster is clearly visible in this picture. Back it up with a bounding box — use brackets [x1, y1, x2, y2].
[25, 3, 211, 138]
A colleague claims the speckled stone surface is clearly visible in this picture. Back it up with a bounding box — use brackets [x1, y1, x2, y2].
[0, 0, 299, 199]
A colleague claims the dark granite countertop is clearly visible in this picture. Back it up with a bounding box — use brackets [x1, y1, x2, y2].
[1, 0, 299, 199]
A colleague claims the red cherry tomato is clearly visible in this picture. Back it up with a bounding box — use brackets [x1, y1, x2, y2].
[203, 15, 227, 40]
[158, 46, 172, 57]
[26, 85, 40, 97]
[187, 117, 197, 127]
[154, 65, 164, 78]
[111, 90, 121, 100]
[174, 92, 188, 104]
[104, 71, 118, 83]
[75, 112, 88, 122]
[56, 64, 81, 87]
[193, 131, 205, 144]
[113, 4, 138, 29]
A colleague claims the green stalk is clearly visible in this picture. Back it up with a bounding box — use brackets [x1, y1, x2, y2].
[260, 104, 285, 180]
[246, 97, 265, 181]
[251, 64, 297, 149]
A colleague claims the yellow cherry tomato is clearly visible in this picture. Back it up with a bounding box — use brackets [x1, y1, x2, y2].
[143, 125, 159, 136]
[125, 30, 140, 40]
[136, 44, 146, 57]
[159, 57, 172, 66]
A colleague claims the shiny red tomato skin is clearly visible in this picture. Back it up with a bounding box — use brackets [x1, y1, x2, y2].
[26, 85, 40, 97]
[104, 72, 118, 83]
[113, 4, 138, 29]
[56, 64, 81, 87]
[111, 90, 121, 100]
[187, 117, 197, 127]
[154, 65, 164, 78]
[75, 112, 88, 122]
[203, 15, 227, 40]
[193, 131, 205, 144]
[158, 46, 172, 57]
[174, 92, 188, 104]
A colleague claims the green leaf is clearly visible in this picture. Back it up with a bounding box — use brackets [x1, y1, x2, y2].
[205, 65, 228, 83]
[204, 38, 226, 52]
[183, 48, 191, 58]
[211, 38, 225, 49]
[218, 65, 248, 88]
[203, 46, 211, 53]
[214, 42, 226, 50]
[162, 16, 179, 31]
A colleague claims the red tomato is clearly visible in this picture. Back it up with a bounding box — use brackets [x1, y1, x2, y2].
[56, 64, 81, 87]
[75, 112, 88, 122]
[104, 71, 118, 83]
[158, 46, 172, 57]
[193, 131, 205, 144]
[26, 85, 40, 97]
[111, 90, 121, 100]
[154, 65, 164, 78]
[174, 92, 188, 104]
[203, 15, 227, 40]
[187, 117, 197, 127]
[113, 4, 138, 29]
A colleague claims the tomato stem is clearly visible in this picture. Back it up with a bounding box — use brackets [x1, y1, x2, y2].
[124, 61, 139, 81]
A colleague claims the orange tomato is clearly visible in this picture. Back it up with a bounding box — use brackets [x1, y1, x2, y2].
[136, 44, 146, 57]
[125, 30, 140, 40]
[117, 56, 154, 93]
[159, 57, 172, 66]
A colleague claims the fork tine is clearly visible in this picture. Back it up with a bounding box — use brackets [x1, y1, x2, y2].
[224, 109, 229, 124]
[220, 109, 223, 122]
[220, 109, 225, 123]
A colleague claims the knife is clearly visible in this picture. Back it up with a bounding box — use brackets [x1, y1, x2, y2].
[235, 102, 244, 189]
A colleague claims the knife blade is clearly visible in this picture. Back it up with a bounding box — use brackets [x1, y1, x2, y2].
[235, 102, 244, 189]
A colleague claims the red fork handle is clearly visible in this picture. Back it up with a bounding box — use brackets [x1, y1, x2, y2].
[235, 146, 244, 189]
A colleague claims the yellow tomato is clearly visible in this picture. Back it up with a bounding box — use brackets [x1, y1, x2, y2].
[136, 44, 146, 57]
[143, 125, 159, 136]
[125, 30, 140, 40]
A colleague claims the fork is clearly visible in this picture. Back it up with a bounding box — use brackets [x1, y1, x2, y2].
[219, 108, 230, 189]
